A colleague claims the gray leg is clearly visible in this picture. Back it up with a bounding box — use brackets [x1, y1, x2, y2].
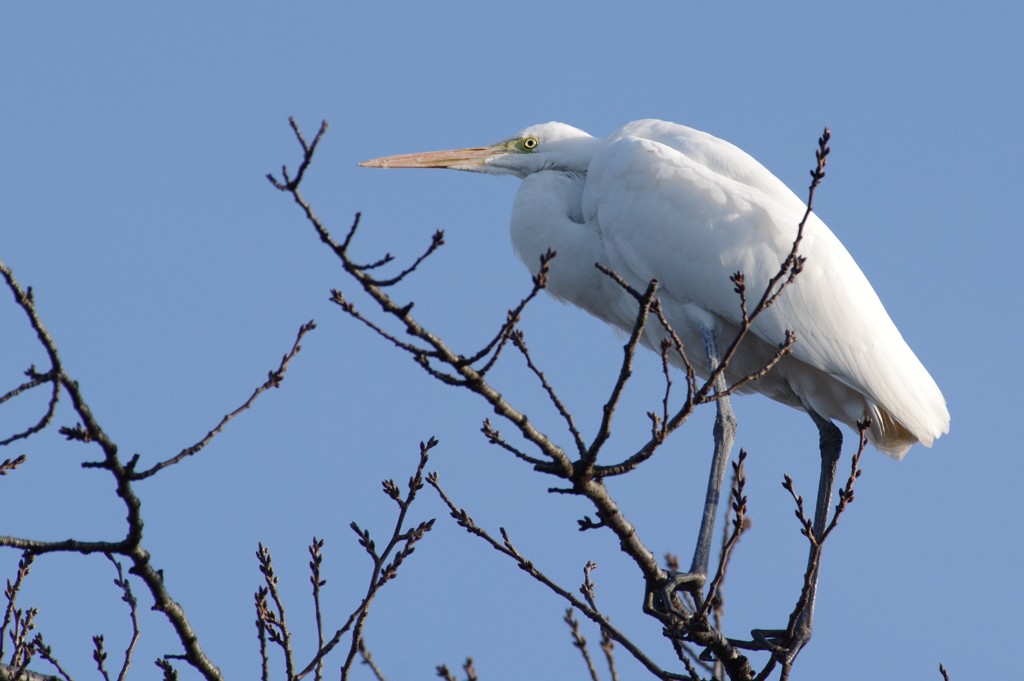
[752, 409, 841, 664]
[689, 325, 738, 581]
[787, 410, 842, 659]
[656, 324, 737, 604]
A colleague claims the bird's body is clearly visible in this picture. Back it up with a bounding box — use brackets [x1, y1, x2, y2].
[505, 120, 948, 457]
[363, 119, 949, 458]
[361, 119, 950, 661]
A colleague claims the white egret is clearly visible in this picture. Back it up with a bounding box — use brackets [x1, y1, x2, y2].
[360, 119, 949, 659]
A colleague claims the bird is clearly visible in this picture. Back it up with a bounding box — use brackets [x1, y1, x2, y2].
[359, 118, 949, 660]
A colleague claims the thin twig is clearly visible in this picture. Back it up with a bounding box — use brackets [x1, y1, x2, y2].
[29, 633, 74, 681]
[265, 118, 329, 191]
[0, 262, 63, 447]
[700, 451, 749, 621]
[778, 421, 868, 654]
[255, 544, 296, 679]
[564, 608, 601, 681]
[92, 635, 110, 681]
[358, 639, 388, 681]
[129, 321, 317, 480]
[1, 553, 33, 660]
[0, 455, 28, 477]
[480, 420, 548, 467]
[309, 537, 326, 681]
[509, 330, 587, 457]
[429, 473, 695, 681]
[363, 230, 445, 287]
[255, 588, 270, 681]
[458, 250, 553, 371]
[295, 440, 436, 680]
[585, 279, 659, 465]
[106, 554, 140, 681]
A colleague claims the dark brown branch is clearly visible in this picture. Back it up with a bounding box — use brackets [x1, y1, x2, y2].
[583, 283, 706, 477]
[652, 340, 675, 441]
[340, 216, 575, 475]
[358, 639, 388, 681]
[92, 635, 110, 681]
[509, 331, 587, 458]
[564, 608, 601, 681]
[481, 419, 549, 467]
[585, 279, 660, 465]
[129, 320, 316, 481]
[153, 658, 179, 680]
[710, 332, 796, 401]
[669, 640, 703, 681]
[363, 230, 445, 288]
[331, 289, 439, 360]
[650, 300, 697, 398]
[600, 627, 619, 681]
[255, 588, 270, 681]
[1, 553, 33, 661]
[105, 554, 140, 681]
[581, 562, 622, 681]
[273, 147, 577, 476]
[0, 265, 63, 388]
[0, 536, 128, 555]
[428, 473, 693, 681]
[265, 118, 329, 191]
[255, 544, 296, 679]
[0, 263, 63, 447]
[435, 658, 477, 681]
[458, 250, 554, 374]
[0, 455, 27, 477]
[0, 368, 54, 421]
[26, 633, 73, 681]
[308, 537, 326, 681]
[3, 250, 224, 680]
[294, 439, 436, 680]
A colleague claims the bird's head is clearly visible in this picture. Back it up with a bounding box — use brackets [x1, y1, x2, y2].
[359, 122, 596, 179]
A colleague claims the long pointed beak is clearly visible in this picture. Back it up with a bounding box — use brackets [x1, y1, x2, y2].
[359, 145, 498, 170]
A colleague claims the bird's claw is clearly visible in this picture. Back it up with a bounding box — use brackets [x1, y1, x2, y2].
[748, 626, 811, 667]
[646, 570, 707, 621]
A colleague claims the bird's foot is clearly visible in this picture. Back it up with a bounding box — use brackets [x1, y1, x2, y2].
[746, 622, 811, 667]
[644, 570, 707, 622]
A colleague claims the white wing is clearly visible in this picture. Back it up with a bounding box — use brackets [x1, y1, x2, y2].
[582, 120, 949, 456]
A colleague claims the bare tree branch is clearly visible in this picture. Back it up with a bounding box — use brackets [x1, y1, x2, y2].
[286, 439, 436, 681]
[429, 472, 695, 681]
[358, 639, 388, 681]
[127, 320, 316, 480]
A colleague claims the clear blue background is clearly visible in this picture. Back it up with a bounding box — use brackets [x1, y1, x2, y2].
[2, 2, 1020, 679]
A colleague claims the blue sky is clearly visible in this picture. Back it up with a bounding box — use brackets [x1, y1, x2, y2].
[2, 2, 1021, 679]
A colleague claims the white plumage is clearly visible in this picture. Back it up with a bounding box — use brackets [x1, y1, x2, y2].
[361, 119, 949, 457]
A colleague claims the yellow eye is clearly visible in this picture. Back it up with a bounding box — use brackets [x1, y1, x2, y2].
[521, 136, 539, 151]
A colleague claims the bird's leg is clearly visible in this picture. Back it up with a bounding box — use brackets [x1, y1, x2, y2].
[752, 409, 841, 665]
[790, 411, 842, 658]
[690, 326, 738, 583]
[657, 325, 737, 609]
